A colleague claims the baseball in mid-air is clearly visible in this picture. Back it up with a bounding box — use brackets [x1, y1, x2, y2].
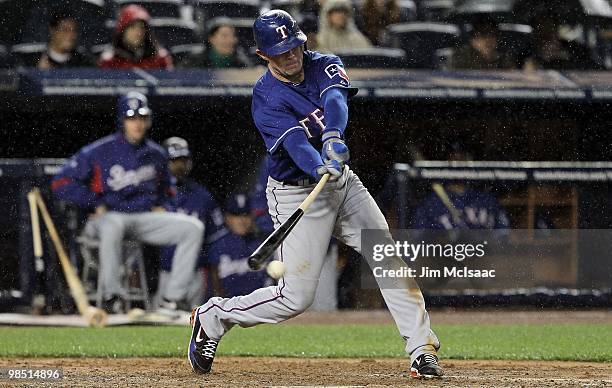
[266, 260, 285, 279]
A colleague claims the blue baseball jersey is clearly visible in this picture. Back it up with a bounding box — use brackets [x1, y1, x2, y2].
[249, 157, 274, 234]
[160, 179, 228, 270]
[412, 188, 510, 230]
[251, 50, 356, 182]
[52, 132, 174, 212]
[207, 232, 272, 297]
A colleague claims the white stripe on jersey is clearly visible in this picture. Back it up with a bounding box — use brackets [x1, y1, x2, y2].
[268, 126, 305, 153]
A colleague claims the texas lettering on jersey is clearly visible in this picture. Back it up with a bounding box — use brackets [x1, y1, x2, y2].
[107, 164, 156, 191]
[298, 108, 325, 137]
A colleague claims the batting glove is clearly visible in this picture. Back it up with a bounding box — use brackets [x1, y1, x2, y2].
[321, 130, 349, 166]
[312, 160, 343, 182]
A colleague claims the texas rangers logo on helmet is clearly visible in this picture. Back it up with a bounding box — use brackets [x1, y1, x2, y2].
[324, 64, 350, 82]
[276, 25, 289, 39]
[128, 98, 140, 110]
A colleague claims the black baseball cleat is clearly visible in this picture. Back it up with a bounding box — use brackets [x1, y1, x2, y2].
[410, 353, 444, 379]
[188, 307, 219, 374]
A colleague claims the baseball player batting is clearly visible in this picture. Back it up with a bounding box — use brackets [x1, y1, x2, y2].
[188, 10, 443, 379]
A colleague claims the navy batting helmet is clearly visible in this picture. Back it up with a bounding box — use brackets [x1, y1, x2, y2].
[253, 10, 307, 57]
[225, 193, 250, 216]
[117, 91, 152, 129]
[163, 137, 191, 159]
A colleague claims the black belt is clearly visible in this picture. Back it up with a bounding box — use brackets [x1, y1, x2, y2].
[278, 177, 318, 186]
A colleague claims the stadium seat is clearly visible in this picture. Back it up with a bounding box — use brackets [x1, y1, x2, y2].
[11, 43, 46, 68]
[269, 0, 301, 15]
[0, 45, 12, 68]
[73, 0, 114, 48]
[0, 0, 31, 45]
[446, 0, 514, 25]
[150, 18, 199, 48]
[113, 0, 185, 19]
[334, 47, 407, 68]
[78, 234, 150, 311]
[398, 0, 418, 22]
[90, 43, 112, 58]
[355, 0, 415, 23]
[385, 22, 460, 68]
[497, 23, 533, 62]
[416, 0, 455, 21]
[194, 0, 260, 20]
[170, 42, 205, 63]
[17, 0, 111, 48]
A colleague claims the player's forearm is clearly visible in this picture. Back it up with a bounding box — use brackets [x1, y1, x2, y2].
[51, 178, 101, 209]
[321, 88, 349, 140]
[283, 131, 325, 179]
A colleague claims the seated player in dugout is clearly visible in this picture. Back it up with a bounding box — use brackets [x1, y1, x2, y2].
[188, 10, 444, 379]
[51, 92, 203, 316]
[98, 5, 173, 70]
[412, 143, 510, 230]
[206, 193, 273, 298]
[38, 7, 94, 70]
[158, 137, 228, 308]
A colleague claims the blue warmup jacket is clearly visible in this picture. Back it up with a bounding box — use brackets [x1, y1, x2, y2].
[51, 132, 175, 212]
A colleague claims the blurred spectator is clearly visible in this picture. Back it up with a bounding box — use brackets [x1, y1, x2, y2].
[523, 15, 603, 71]
[412, 144, 510, 230]
[300, 13, 321, 51]
[38, 8, 94, 69]
[299, 0, 322, 49]
[208, 193, 272, 298]
[317, 0, 372, 53]
[98, 5, 173, 70]
[181, 19, 251, 68]
[300, 0, 321, 20]
[359, 0, 400, 46]
[157, 137, 228, 307]
[450, 17, 517, 70]
[51, 92, 203, 315]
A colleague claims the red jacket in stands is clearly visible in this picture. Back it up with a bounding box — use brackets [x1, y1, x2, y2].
[98, 5, 173, 70]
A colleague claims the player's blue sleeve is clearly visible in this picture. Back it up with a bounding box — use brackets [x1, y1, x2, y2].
[51, 149, 102, 210]
[153, 151, 177, 209]
[283, 130, 325, 179]
[252, 91, 305, 154]
[321, 88, 349, 138]
[317, 55, 357, 99]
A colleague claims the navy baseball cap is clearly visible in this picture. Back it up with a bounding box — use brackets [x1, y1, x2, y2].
[225, 193, 251, 216]
[163, 137, 191, 159]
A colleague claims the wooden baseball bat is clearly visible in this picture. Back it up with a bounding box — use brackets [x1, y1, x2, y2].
[32, 188, 108, 328]
[248, 173, 331, 270]
[431, 183, 463, 225]
[27, 191, 43, 258]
